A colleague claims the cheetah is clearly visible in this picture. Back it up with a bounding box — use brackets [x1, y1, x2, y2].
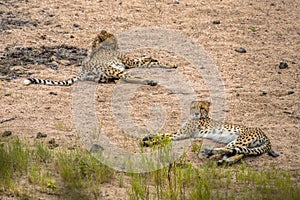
[24, 30, 177, 86]
[142, 101, 279, 165]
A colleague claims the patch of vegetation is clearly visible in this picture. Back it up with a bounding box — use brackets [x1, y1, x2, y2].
[55, 121, 72, 132]
[0, 138, 114, 199]
[248, 26, 259, 32]
[0, 138, 299, 199]
[55, 149, 114, 199]
[0, 138, 29, 191]
[127, 157, 300, 200]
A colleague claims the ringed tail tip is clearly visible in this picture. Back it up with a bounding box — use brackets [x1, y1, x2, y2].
[24, 79, 32, 85]
[268, 149, 279, 157]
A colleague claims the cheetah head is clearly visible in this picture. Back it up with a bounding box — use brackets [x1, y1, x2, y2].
[190, 101, 210, 119]
[91, 30, 118, 51]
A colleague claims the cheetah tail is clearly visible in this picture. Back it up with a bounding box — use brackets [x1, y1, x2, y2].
[24, 77, 79, 86]
[268, 149, 279, 157]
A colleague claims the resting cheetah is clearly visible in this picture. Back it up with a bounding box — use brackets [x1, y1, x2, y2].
[142, 101, 279, 165]
[24, 30, 176, 86]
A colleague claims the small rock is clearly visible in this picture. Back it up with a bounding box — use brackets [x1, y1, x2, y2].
[36, 132, 47, 138]
[49, 138, 56, 144]
[2, 131, 12, 137]
[260, 90, 267, 96]
[279, 61, 288, 69]
[48, 138, 59, 149]
[73, 23, 80, 28]
[212, 20, 221, 24]
[40, 35, 47, 40]
[287, 91, 294, 95]
[44, 21, 52, 26]
[283, 111, 292, 115]
[168, 1, 179, 5]
[4, 93, 11, 96]
[90, 144, 104, 153]
[70, 35, 75, 38]
[49, 91, 57, 95]
[235, 48, 247, 53]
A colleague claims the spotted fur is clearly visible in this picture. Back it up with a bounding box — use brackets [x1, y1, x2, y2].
[142, 101, 279, 165]
[24, 30, 177, 86]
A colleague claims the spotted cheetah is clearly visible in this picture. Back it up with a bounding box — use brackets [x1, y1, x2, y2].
[24, 30, 176, 86]
[142, 101, 279, 165]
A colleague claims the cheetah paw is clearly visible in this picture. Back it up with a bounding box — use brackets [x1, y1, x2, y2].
[144, 80, 157, 86]
[200, 148, 214, 157]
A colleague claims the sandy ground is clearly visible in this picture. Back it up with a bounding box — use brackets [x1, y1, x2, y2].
[0, 0, 299, 199]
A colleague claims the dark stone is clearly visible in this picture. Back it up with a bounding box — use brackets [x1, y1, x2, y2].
[287, 91, 294, 95]
[48, 138, 56, 144]
[260, 90, 267, 96]
[2, 130, 12, 137]
[90, 144, 104, 153]
[212, 20, 221, 24]
[279, 61, 288, 69]
[48, 138, 59, 148]
[235, 48, 247, 53]
[168, 1, 179, 5]
[49, 91, 57, 95]
[36, 132, 47, 138]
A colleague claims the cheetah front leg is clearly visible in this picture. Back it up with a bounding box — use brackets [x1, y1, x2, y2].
[217, 154, 245, 166]
[200, 147, 233, 161]
[201, 140, 236, 158]
[122, 76, 157, 86]
[201, 147, 245, 165]
[119, 73, 157, 86]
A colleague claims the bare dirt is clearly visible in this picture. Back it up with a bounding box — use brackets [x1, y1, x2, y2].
[0, 0, 299, 199]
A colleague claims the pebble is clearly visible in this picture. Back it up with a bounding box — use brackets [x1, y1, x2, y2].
[287, 91, 294, 95]
[90, 144, 104, 153]
[49, 92, 57, 95]
[235, 48, 247, 53]
[168, 1, 179, 5]
[212, 20, 221, 24]
[48, 138, 59, 149]
[73, 23, 80, 28]
[279, 61, 288, 69]
[36, 132, 47, 138]
[260, 90, 267, 96]
[2, 130, 12, 137]
[49, 138, 56, 144]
